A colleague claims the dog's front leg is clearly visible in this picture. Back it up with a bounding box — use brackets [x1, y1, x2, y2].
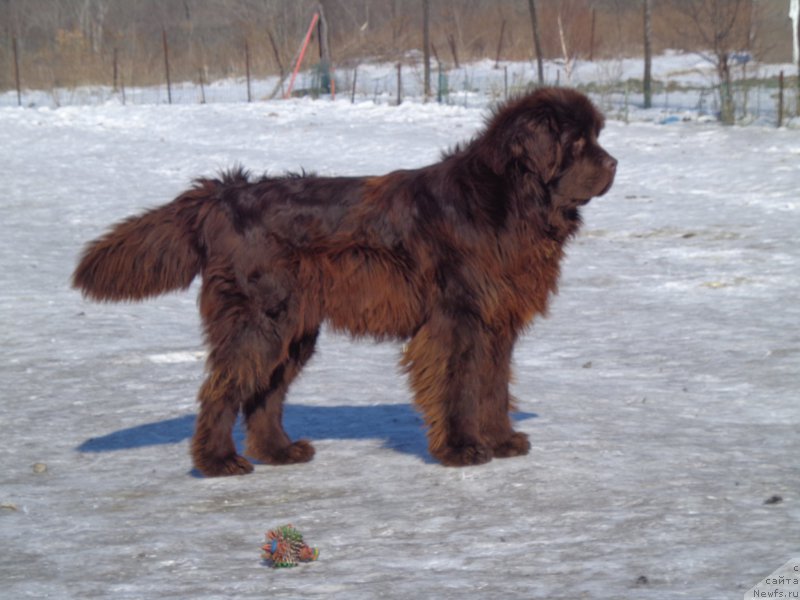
[475, 332, 531, 459]
[402, 309, 497, 466]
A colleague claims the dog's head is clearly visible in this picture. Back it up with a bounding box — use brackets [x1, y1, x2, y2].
[481, 87, 616, 205]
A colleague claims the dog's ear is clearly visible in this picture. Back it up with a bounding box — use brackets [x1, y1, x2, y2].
[512, 116, 564, 183]
[482, 110, 563, 182]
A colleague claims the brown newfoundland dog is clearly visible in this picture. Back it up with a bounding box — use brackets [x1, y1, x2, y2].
[73, 87, 616, 477]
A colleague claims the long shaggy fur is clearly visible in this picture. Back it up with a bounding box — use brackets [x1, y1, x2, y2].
[73, 87, 617, 477]
[73, 183, 207, 301]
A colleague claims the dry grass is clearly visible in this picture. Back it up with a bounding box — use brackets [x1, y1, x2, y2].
[1, 0, 795, 94]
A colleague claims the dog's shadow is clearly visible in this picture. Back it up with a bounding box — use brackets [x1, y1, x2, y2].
[76, 403, 537, 465]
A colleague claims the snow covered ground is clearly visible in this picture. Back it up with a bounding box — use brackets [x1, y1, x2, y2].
[1, 88, 798, 599]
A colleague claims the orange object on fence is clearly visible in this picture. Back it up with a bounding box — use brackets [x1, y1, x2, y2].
[285, 12, 320, 99]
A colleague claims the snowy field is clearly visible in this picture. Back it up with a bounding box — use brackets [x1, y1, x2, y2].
[1, 88, 799, 599]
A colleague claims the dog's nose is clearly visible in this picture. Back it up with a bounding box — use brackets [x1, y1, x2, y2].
[604, 155, 618, 173]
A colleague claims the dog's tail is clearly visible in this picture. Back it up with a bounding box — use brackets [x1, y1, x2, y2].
[72, 169, 246, 302]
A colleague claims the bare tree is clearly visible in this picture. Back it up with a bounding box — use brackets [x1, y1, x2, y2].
[76, 0, 108, 54]
[676, 0, 750, 124]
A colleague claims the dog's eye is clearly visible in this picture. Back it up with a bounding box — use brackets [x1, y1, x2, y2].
[572, 138, 586, 157]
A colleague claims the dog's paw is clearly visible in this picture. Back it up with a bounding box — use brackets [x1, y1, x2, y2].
[249, 440, 316, 465]
[270, 440, 316, 465]
[435, 443, 493, 467]
[196, 453, 254, 477]
[492, 432, 530, 458]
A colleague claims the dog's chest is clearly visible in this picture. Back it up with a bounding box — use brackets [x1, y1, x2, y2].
[494, 237, 564, 328]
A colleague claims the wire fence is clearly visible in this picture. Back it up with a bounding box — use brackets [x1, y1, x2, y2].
[3, 37, 799, 128]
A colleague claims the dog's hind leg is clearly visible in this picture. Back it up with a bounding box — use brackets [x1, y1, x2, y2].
[191, 269, 303, 476]
[192, 369, 255, 476]
[243, 328, 319, 465]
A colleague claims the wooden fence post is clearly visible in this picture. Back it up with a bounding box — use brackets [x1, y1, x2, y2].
[396, 62, 402, 105]
[198, 68, 206, 104]
[245, 39, 252, 102]
[162, 29, 172, 104]
[527, 0, 544, 85]
[267, 30, 285, 83]
[351, 65, 358, 104]
[437, 61, 443, 103]
[778, 70, 784, 128]
[495, 19, 506, 69]
[447, 33, 459, 69]
[13, 37, 22, 106]
[112, 47, 119, 92]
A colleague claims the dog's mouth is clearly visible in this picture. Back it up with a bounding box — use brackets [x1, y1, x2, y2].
[575, 175, 614, 205]
[561, 168, 616, 206]
[598, 177, 614, 197]
[593, 168, 616, 199]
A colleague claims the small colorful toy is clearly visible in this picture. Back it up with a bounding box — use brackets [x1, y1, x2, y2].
[261, 525, 319, 568]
